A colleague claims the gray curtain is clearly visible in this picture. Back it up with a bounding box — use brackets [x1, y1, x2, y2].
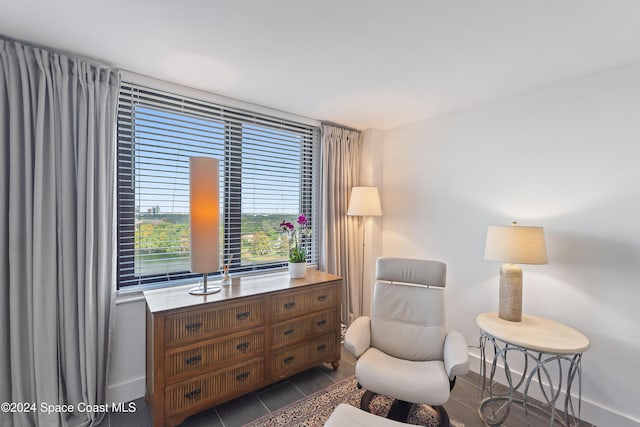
[319, 124, 362, 325]
[0, 38, 119, 427]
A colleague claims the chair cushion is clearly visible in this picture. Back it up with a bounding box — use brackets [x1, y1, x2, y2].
[324, 403, 412, 427]
[371, 282, 446, 361]
[356, 348, 450, 405]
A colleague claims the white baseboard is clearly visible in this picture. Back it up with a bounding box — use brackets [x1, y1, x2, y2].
[468, 353, 640, 427]
[106, 376, 146, 405]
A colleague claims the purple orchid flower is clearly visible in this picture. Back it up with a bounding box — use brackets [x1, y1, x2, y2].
[280, 221, 294, 232]
[280, 214, 310, 263]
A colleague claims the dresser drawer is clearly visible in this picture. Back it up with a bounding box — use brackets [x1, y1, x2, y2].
[271, 333, 336, 378]
[311, 309, 337, 335]
[271, 284, 337, 321]
[166, 329, 265, 384]
[166, 297, 264, 347]
[165, 358, 264, 417]
[271, 317, 310, 348]
[271, 309, 337, 348]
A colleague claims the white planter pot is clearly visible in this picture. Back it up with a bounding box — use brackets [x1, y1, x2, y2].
[288, 262, 306, 278]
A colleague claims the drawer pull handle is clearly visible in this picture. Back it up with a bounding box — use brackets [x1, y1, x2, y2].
[316, 319, 327, 326]
[184, 389, 201, 399]
[283, 355, 295, 364]
[283, 328, 295, 335]
[236, 372, 250, 382]
[185, 322, 202, 332]
[316, 344, 327, 352]
[318, 295, 327, 302]
[236, 311, 251, 320]
[284, 302, 295, 310]
[184, 355, 202, 365]
[236, 342, 250, 351]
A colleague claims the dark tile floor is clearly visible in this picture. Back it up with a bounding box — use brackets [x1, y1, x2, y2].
[100, 346, 593, 426]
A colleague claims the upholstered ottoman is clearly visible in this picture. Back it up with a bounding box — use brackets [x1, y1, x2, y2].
[324, 404, 412, 427]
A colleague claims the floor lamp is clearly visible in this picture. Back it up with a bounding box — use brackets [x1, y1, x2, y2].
[189, 156, 221, 295]
[347, 187, 382, 316]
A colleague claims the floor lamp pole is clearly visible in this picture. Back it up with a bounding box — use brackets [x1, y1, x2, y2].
[359, 216, 366, 316]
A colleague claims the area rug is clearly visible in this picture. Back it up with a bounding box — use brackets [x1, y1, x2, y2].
[243, 376, 463, 426]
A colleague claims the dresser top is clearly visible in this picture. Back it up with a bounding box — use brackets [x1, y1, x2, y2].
[143, 269, 341, 313]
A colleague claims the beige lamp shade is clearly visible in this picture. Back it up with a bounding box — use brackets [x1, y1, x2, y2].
[484, 224, 548, 265]
[190, 157, 220, 274]
[347, 187, 382, 217]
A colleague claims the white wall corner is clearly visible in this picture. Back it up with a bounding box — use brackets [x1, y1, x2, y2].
[360, 128, 384, 315]
[360, 128, 383, 188]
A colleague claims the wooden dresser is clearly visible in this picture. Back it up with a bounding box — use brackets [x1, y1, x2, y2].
[143, 270, 342, 427]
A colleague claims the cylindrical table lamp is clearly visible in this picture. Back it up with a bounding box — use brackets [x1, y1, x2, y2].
[484, 221, 547, 322]
[189, 156, 221, 295]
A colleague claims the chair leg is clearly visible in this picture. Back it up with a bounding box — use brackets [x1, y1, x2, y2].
[434, 405, 450, 427]
[359, 390, 376, 412]
[387, 399, 414, 422]
[360, 389, 449, 427]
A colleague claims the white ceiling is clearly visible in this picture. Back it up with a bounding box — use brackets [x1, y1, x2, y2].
[3, 0, 640, 130]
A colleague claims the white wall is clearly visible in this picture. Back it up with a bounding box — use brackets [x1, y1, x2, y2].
[107, 296, 147, 403]
[380, 62, 640, 426]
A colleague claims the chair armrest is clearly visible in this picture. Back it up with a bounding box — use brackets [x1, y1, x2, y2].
[443, 330, 470, 380]
[344, 316, 371, 358]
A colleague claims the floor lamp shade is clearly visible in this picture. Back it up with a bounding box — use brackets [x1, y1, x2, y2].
[190, 157, 220, 275]
[347, 187, 382, 217]
[484, 223, 547, 322]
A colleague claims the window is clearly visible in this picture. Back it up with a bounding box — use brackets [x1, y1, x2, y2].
[117, 82, 319, 288]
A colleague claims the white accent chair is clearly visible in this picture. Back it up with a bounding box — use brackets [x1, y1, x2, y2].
[344, 257, 469, 426]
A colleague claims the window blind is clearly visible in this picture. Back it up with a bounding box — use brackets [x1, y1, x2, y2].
[117, 82, 320, 288]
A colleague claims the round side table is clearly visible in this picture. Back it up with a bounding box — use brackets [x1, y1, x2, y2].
[476, 312, 590, 426]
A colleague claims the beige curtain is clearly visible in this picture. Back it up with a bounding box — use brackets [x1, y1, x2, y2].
[319, 123, 362, 325]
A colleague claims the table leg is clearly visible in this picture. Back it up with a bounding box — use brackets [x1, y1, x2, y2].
[478, 332, 584, 427]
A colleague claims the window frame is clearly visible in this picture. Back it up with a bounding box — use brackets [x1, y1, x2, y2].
[116, 80, 320, 289]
